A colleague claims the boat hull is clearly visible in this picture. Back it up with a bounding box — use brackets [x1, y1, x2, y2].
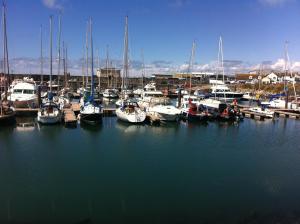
[9, 98, 39, 108]
[37, 114, 61, 124]
[116, 108, 146, 123]
[80, 113, 103, 125]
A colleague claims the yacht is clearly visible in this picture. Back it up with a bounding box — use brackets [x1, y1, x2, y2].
[144, 81, 156, 91]
[210, 84, 243, 101]
[242, 92, 258, 101]
[8, 81, 38, 108]
[103, 88, 119, 99]
[145, 97, 181, 122]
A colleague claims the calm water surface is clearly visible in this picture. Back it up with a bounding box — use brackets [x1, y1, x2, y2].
[0, 117, 300, 223]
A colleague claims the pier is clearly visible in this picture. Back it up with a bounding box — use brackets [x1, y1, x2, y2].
[274, 109, 300, 119]
[240, 109, 271, 121]
[63, 108, 77, 126]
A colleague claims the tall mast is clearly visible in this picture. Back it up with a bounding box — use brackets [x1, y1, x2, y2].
[219, 36, 225, 84]
[90, 18, 94, 98]
[141, 48, 145, 88]
[285, 42, 297, 103]
[97, 48, 101, 91]
[65, 44, 68, 87]
[188, 40, 196, 94]
[40, 25, 43, 84]
[57, 13, 61, 87]
[62, 41, 65, 87]
[85, 21, 89, 88]
[106, 45, 109, 88]
[49, 15, 53, 93]
[2, 2, 9, 97]
[122, 16, 129, 90]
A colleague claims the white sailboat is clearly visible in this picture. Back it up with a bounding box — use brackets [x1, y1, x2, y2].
[37, 16, 62, 124]
[116, 16, 146, 124]
[0, 3, 15, 124]
[79, 18, 103, 125]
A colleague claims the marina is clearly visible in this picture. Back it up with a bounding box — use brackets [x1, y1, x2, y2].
[1, 0, 300, 223]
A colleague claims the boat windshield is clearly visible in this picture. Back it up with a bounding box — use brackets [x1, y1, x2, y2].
[23, 89, 36, 94]
[13, 89, 23, 93]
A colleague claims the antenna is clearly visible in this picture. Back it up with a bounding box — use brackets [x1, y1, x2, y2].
[49, 15, 53, 93]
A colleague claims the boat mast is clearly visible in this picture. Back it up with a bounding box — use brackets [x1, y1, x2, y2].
[85, 21, 89, 88]
[188, 40, 196, 94]
[285, 42, 297, 105]
[141, 48, 145, 88]
[122, 16, 129, 91]
[106, 44, 109, 88]
[219, 36, 225, 84]
[97, 48, 101, 91]
[40, 25, 43, 84]
[2, 2, 9, 98]
[89, 18, 94, 99]
[218, 36, 226, 101]
[49, 15, 53, 94]
[57, 13, 61, 87]
[62, 41, 65, 87]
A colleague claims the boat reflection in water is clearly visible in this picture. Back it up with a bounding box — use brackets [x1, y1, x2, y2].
[115, 120, 146, 134]
[15, 117, 36, 132]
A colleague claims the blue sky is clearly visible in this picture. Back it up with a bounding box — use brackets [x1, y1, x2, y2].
[5, 0, 300, 75]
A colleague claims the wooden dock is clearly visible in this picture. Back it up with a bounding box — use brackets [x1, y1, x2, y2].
[241, 109, 272, 121]
[15, 108, 39, 116]
[71, 103, 81, 113]
[274, 110, 300, 119]
[63, 108, 77, 126]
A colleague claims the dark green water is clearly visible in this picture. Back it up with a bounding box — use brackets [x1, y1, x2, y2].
[0, 118, 300, 223]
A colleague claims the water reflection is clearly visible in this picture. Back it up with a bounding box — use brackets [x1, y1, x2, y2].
[115, 120, 146, 134]
[80, 121, 103, 133]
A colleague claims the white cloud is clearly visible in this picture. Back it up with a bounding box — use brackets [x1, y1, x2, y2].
[42, 0, 63, 10]
[259, 0, 293, 6]
[8, 57, 300, 77]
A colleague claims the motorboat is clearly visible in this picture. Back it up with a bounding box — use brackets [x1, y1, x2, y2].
[103, 88, 119, 99]
[8, 81, 38, 108]
[145, 97, 181, 122]
[242, 92, 258, 101]
[210, 84, 243, 101]
[133, 88, 144, 96]
[138, 90, 164, 108]
[116, 100, 146, 123]
[177, 94, 204, 109]
[144, 81, 156, 91]
[182, 100, 210, 122]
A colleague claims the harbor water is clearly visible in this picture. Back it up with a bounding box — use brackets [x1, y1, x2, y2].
[0, 118, 300, 223]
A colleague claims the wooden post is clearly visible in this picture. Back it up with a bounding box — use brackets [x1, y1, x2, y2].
[178, 89, 182, 108]
[37, 86, 41, 108]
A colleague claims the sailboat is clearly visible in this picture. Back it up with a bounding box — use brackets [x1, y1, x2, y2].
[0, 3, 15, 124]
[262, 42, 299, 109]
[37, 16, 62, 124]
[116, 16, 146, 123]
[79, 18, 103, 125]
